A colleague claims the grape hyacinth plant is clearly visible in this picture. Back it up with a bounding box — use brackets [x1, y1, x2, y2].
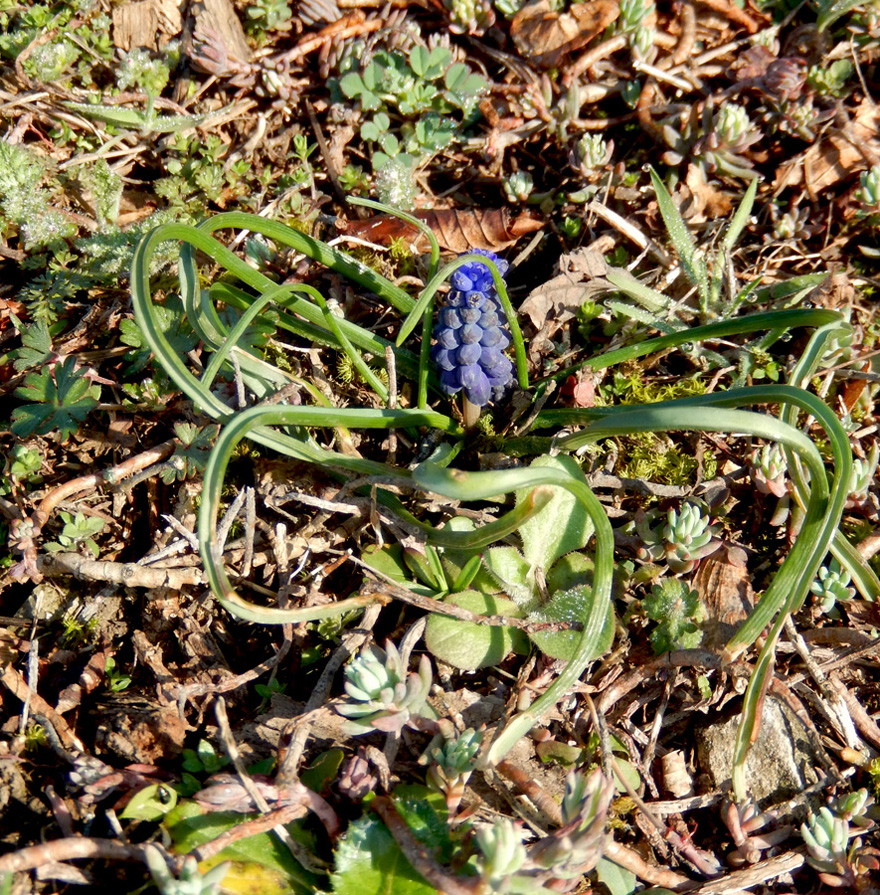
[430, 249, 515, 424]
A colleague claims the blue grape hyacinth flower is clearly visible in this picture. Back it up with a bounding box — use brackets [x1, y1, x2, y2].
[430, 250, 514, 407]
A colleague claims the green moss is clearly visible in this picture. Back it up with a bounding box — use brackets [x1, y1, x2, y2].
[618, 433, 717, 486]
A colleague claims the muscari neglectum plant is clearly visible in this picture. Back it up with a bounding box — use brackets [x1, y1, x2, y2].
[125, 176, 878, 811]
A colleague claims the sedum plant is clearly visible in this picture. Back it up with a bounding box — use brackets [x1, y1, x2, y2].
[801, 790, 879, 888]
[635, 502, 721, 574]
[337, 641, 432, 734]
[811, 558, 856, 615]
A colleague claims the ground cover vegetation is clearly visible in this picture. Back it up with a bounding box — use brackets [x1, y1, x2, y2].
[1, 0, 880, 892]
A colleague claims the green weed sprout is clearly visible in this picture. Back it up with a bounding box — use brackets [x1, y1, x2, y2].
[144, 845, 229, 895]
[45, 512, 105, 559]
[643, 579, 706, 653]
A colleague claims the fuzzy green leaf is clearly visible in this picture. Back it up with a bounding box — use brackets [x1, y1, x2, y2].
[527, 584, 614, 661]
[480, 546, 532, 605]
[425, 591, 528, 671]
[516, 455, 593, 576]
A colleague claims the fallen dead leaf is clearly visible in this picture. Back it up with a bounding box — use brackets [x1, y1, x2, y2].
[510, 0, 619, 69]
[518, 247, 610, 334]
[682, 164, 734, 222]
[338, 208, 544, 252]
[775, 97, 880, 199]
[693, 545, 755, 651]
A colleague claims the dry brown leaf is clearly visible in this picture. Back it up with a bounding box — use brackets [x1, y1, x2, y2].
[112, 0, 182, 51]
[518, 247, 610, 334]
[693, 545, 755, 651]
[510, 0, 619, 69]
[682, 165, 734, 222]
[338, 208, 544, 252]
[775, 97, 880, 198]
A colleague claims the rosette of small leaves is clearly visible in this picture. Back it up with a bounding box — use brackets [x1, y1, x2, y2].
[503, 170, 534, 203]
[802, 806, 850, 876]
[799, 801, 879, 888]
[662, 99, 761, 180]
[426, 725, 482, 813]
[642, 578, 705, 652]
[446, 0, 496, 34]
[144, 846, 229, 895]
[636, 502, 721, 573]
[475, 818, 529, 892]
[811, 559, 856, 615]
[245, 0, 294, 36]
[618, 0, 655, 58]
[751, 443, 788, 498]
[835, 788, 875, 828]
[570, 134, 614, 179]
[337, 641, 432, 734]
[116, 48, 171, 96]
[430, 250, 514, 407]
[858, 165, 880, 209]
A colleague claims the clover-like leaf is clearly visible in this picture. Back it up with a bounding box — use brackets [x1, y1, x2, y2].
[11, 356, 100, 442]
[409, 45, 451, 80]
[425, 590, 528, 670]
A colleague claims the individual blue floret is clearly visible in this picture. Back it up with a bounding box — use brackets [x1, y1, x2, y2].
[430, 250, 514, 407]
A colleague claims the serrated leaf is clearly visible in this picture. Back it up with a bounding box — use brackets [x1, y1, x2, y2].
[120, 296, 197, 373]
[11, 356, 100, 441]
[424, 590, 528, 671]
[331, 814, 436, 895]
[516, 455, 593, 577]
[13, 319, 53, 372]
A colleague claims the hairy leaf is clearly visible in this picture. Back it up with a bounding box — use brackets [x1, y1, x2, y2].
[425, 590, 528, 671]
